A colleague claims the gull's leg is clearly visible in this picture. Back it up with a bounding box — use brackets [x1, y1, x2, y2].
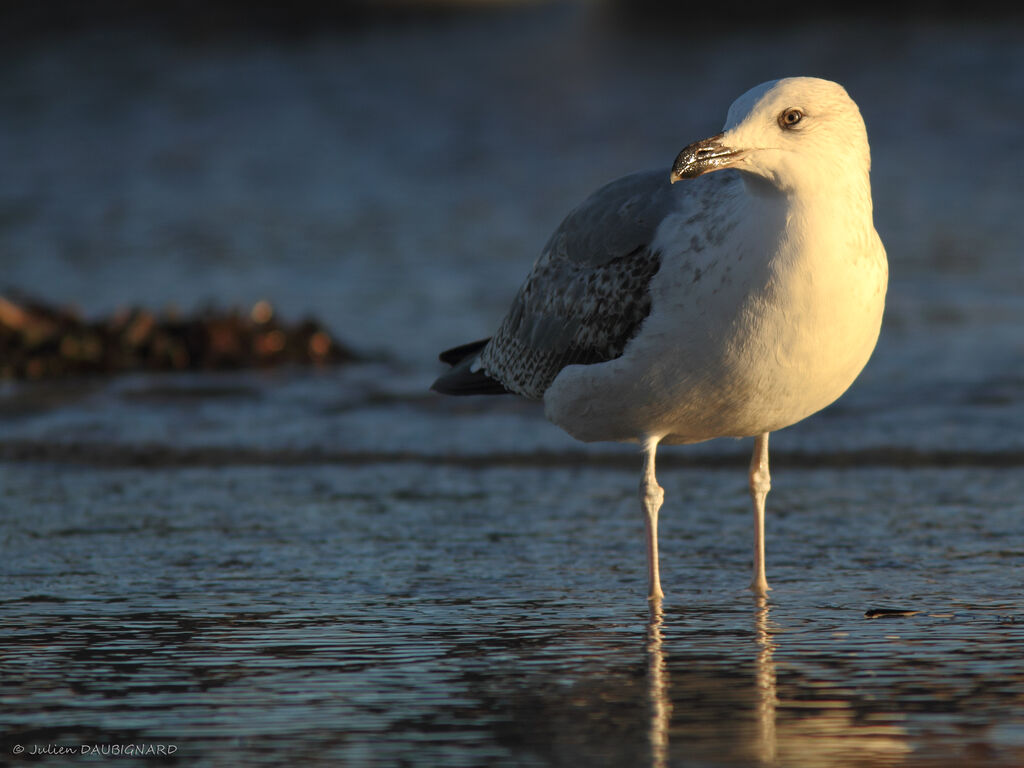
[749, 432, 771, 596]
[641, 437, 665, 601]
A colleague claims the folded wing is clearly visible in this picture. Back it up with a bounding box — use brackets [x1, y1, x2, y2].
[433, 170, 676, 399]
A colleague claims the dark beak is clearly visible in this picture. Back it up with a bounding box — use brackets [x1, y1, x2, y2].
[670, 133, 744, 183]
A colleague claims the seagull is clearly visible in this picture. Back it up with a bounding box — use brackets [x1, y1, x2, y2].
[432, 77, 887, 600]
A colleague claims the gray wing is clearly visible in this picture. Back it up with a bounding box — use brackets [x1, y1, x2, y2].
[478, 170, 678, 400]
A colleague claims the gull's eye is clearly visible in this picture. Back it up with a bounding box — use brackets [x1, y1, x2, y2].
[778, 108, 804, 129]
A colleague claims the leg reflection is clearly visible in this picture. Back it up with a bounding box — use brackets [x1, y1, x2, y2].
[647, 597, 672, 768]
[754, 596, 778, 766]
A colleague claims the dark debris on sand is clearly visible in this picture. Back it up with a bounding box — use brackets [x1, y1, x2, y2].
[0, 294, 356, 380]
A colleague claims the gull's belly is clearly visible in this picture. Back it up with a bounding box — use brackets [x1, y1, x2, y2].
[667, 288, 884, 441]
[544, 243, 887, 445]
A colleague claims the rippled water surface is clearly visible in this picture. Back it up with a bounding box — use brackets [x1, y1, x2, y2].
[2, 463, 1023, 766]
[2, 3, 1023, 766]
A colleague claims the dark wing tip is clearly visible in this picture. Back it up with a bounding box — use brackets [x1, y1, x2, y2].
[431, 369, 511, 396]
[438, 338, 490, 366]
[433, 337, 512, 396]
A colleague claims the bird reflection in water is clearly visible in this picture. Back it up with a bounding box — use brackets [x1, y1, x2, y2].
[645, 597, 779, 768]
[754, 596, 778, 766]
[646, 598, 672, 768]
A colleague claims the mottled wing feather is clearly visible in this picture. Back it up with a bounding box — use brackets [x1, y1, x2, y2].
[479, 170, 676, 399]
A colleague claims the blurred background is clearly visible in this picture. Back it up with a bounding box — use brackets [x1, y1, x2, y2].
[1, 3, 1023, 767]
[1, 0, 1021, 458]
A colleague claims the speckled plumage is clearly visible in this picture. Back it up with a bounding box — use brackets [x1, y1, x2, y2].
[427, 171, 674, 399]
[433, 169, 739, 400]
[477, 172, 673, 398]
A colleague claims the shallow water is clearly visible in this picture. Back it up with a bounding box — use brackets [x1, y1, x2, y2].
[1, 463, 1023, 766]
[1, 3, 1023, 766]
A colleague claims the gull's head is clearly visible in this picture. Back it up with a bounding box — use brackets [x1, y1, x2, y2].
[671, 77, 871, 196]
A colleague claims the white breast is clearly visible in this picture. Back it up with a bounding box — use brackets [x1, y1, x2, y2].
[543, 184, 888, 445]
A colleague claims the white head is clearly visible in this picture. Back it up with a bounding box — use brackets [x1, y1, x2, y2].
[671, 77, 872, 198]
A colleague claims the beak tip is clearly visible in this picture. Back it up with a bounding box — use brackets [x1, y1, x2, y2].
[671, 133, 737, 184]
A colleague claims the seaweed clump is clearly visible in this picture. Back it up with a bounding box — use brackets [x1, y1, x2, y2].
[0, 294, 356, 380]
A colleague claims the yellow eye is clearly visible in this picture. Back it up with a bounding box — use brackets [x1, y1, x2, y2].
[779, 108, 803, 129]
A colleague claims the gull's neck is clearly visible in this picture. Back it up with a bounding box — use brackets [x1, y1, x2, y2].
[742, 169, 875, 237]
[729, 170, 878, 273]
